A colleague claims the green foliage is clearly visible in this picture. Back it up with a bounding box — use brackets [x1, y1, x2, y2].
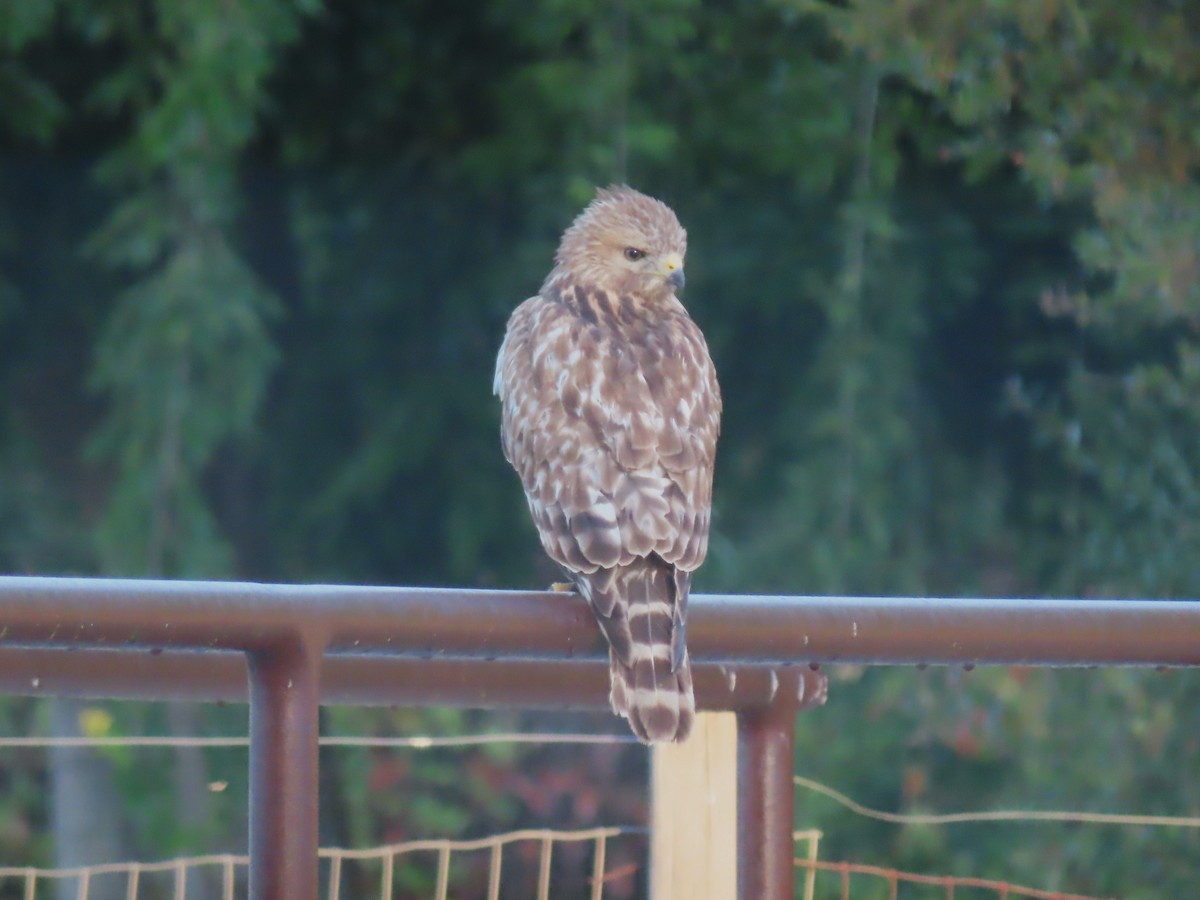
[0, 0, 1198, 893]
[80, 0, 314, 577]
[0, 420, 89, 573]
[87, 231, 278, 575]
[0, 698, 45, 868]
[0, 1, 67, 143]
[803, 0, 1200, 599]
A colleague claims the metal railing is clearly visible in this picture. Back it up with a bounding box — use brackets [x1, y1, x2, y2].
[1, 576, 1198, 899]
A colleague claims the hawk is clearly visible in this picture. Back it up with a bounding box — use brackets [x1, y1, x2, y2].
[494, 186, 721, 743]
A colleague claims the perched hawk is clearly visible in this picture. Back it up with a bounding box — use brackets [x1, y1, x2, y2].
[494, 186, 722, 743]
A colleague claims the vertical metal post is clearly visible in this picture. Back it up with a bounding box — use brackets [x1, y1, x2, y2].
[247, 638, 323, 900]
[736, 676, 799, 900]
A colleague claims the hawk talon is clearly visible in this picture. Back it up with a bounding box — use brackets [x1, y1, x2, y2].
[549, 581, 576, 593]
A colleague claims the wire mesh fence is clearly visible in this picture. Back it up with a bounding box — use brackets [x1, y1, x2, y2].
[322, 827, 630, 900]
[0, 825, 1119, 900]
[0, 729, 643, 899]
[0, 827, 637, 900]
[4, 729, 1194, 898]
[0, 855, 243, 900]
[791, 832, 1112, 900]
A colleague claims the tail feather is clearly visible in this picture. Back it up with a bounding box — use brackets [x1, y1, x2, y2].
[610, 645, 694, 743]
[578, 558, 694, 743]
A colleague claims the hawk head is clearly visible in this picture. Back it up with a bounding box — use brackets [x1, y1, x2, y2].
[549, 185, 688, 301]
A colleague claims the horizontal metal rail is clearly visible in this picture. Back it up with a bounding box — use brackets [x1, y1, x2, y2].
[1, 576, 1198, 666]
[0, 647, 811, 711]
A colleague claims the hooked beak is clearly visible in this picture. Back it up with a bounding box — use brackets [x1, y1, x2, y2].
[660, 252, 685, 291]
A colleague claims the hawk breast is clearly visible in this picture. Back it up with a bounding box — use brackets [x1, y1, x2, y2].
[494, 282, 721, 575]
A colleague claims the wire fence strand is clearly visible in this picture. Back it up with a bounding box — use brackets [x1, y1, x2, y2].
[0, 731, 637, 749]
[795, 773, 1200, 828]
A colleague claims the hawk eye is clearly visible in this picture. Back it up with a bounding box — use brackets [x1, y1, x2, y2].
[623, 247, 645, 261]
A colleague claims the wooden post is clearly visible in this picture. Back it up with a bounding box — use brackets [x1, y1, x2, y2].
[650, 712, 738, 899]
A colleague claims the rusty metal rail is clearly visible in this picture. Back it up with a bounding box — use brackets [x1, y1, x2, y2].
[1, 576, 1198, 899]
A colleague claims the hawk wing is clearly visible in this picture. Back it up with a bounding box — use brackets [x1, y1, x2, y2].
[494, 284, 721, 582]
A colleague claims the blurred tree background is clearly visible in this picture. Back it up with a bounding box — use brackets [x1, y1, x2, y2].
[0, 0, 1198, 897]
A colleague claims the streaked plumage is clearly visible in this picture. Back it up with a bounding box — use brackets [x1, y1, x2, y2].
[494, 186, 721, 742]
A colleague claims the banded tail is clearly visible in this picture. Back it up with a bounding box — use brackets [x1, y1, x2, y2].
[576, 558, 695, 743]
